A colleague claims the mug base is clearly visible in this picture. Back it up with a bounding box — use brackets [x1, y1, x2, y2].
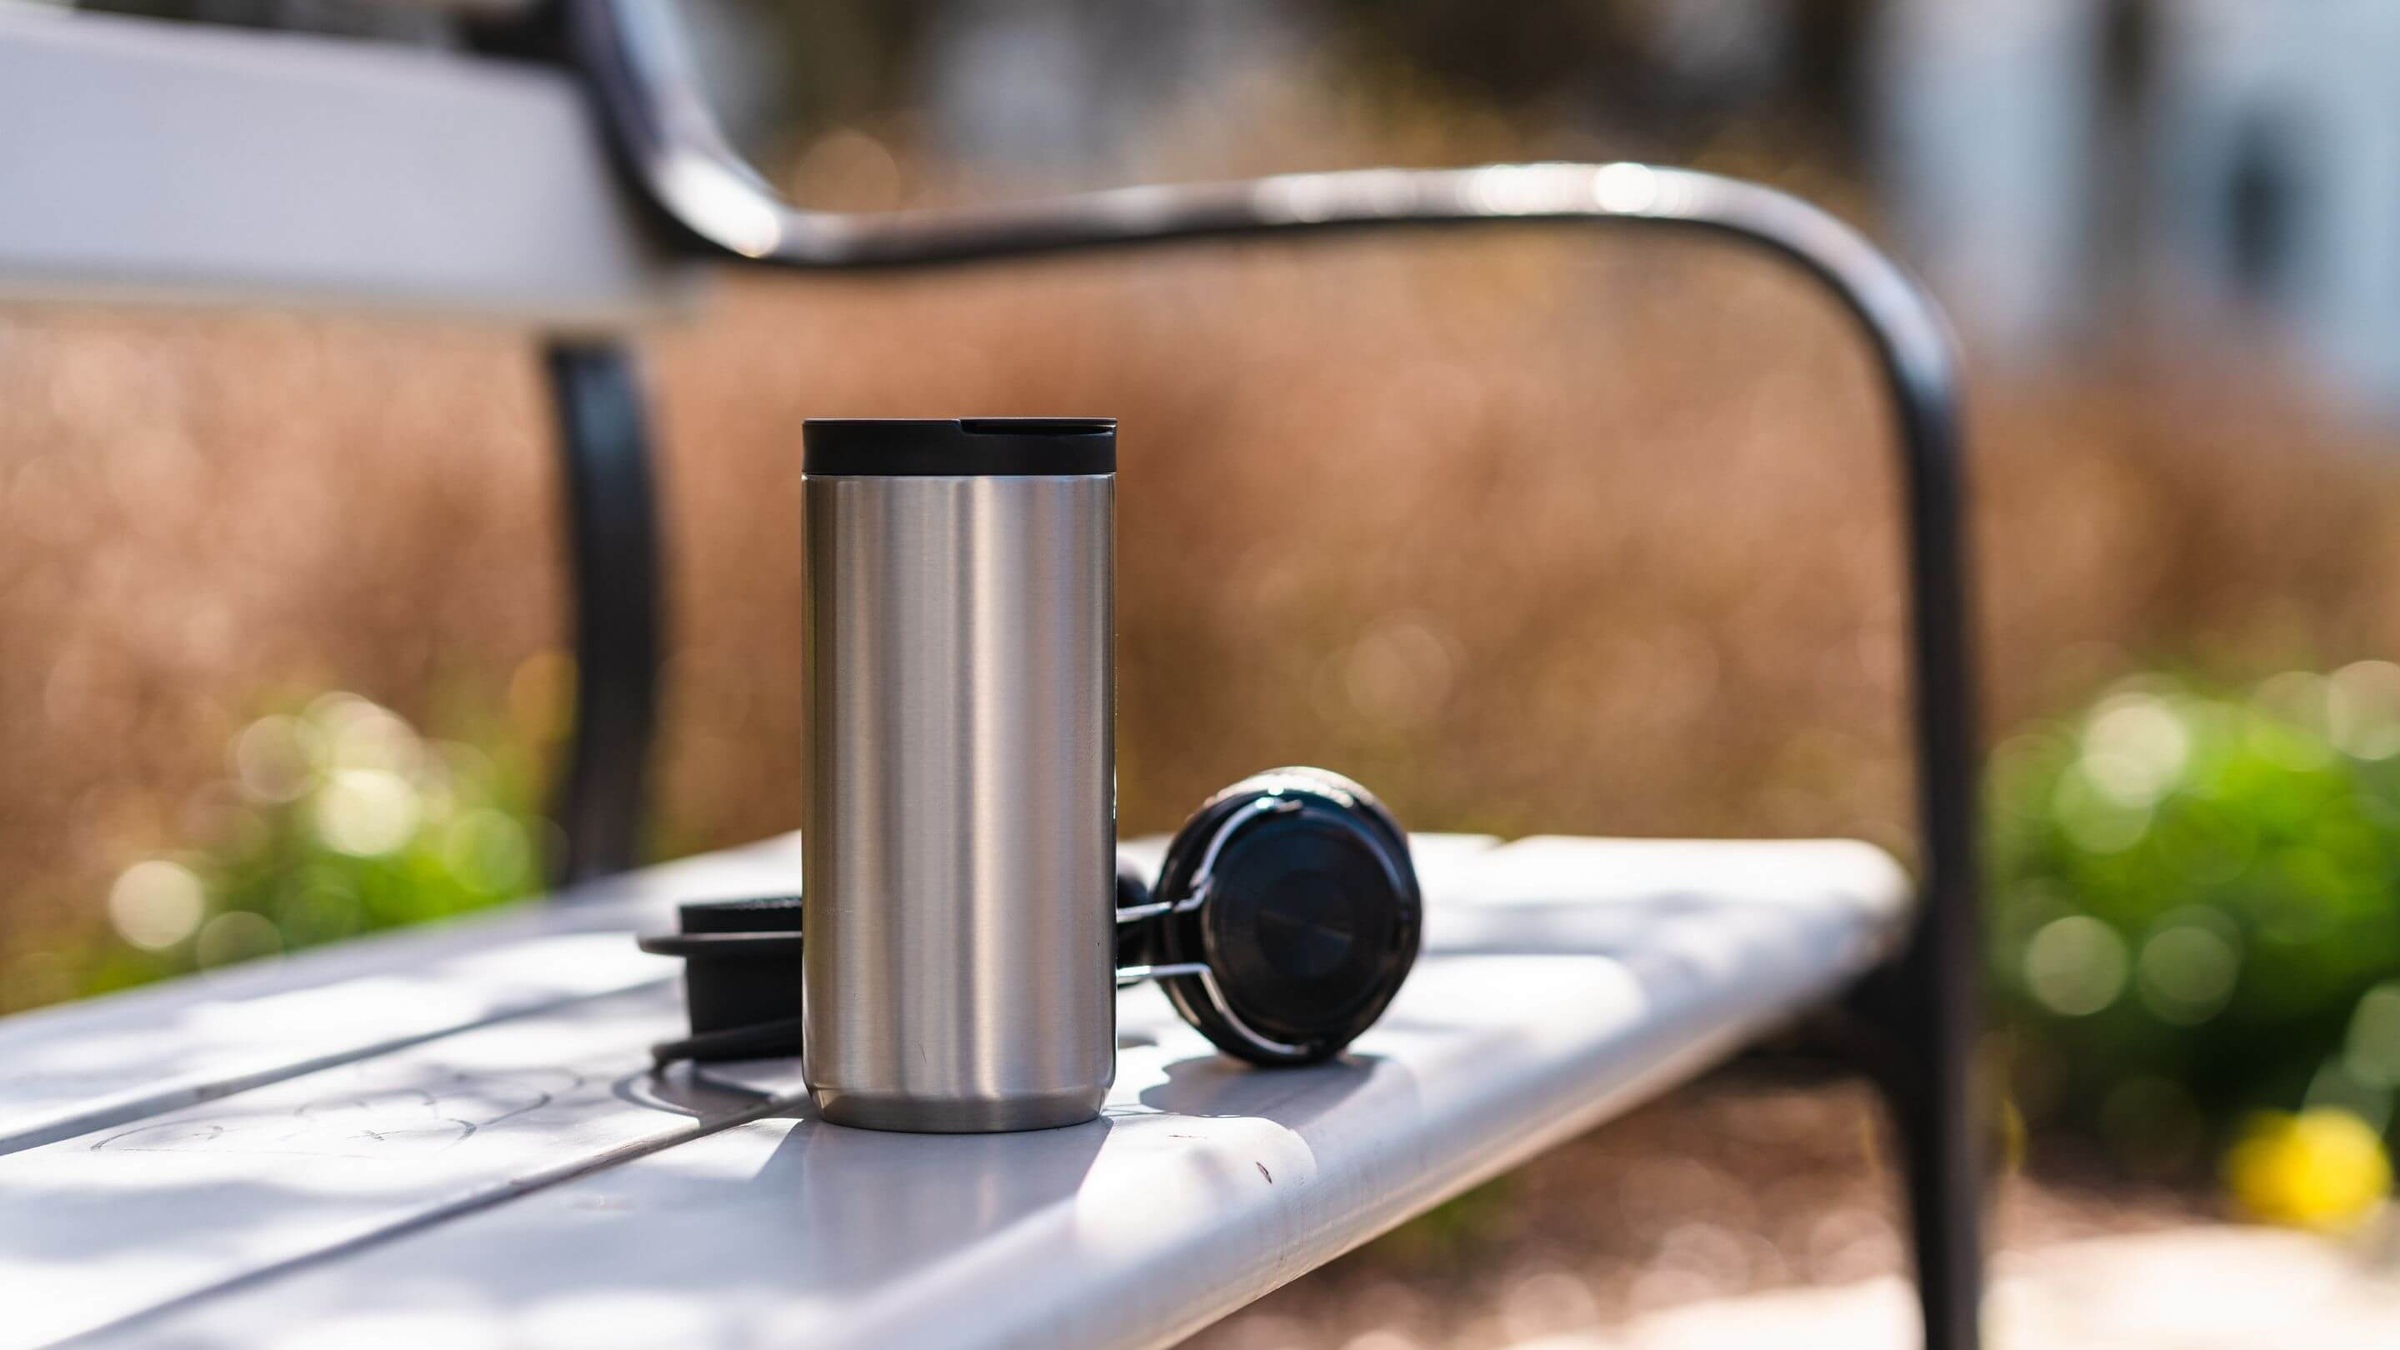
[811, 1085, 1105, 1134]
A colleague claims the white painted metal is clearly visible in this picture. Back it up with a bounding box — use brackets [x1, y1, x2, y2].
[0, 834, 1506, 1160]
[0, 985, 806, 1349]
[0, 835, 807, 1156]
[0, 5, 692, 326]
[2, 833, 1906, 1350]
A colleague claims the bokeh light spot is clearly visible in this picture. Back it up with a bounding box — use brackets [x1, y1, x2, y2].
[312, 768, 422, 857]
[2050, 767, 2151, 854]
[2024, 915, 2130, 1017]
[310, 693, 422, 775]
[1342, 616, 1456, 730]
[442, 808, 534, 897]
[2329, 660, 2400, 760]
[232, 714, 318, 803]
[106, 860, 206, 951]
[2079, 692, 2189, 807]
[2344, 982, 2400, 1089]
[2136, 922, 2240, 1025]
[195, 910, 282, 971]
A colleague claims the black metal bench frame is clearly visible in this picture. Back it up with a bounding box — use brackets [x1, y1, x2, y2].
[503, 2, 1983, 1343]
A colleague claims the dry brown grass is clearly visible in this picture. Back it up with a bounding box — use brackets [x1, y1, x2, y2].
[6, 194, 2400, 992]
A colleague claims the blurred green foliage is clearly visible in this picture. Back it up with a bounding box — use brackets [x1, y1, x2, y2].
[63, 690, 549, 1000]
[1365, 1173, 1522, 1268]
[1990, 665, 2400, 1177]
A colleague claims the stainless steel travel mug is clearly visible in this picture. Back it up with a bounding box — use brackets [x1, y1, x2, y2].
[802, 418, 1116, 1132]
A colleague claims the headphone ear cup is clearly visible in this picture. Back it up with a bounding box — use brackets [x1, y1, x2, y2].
[1151, 768, 1421, 1066]
[1259, 766, 1410, 864]
[1115, 854, 1159, 970]
[1150, 784, 1277, 1057]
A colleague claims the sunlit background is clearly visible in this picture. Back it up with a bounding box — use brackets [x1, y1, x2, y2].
[11, 0, 2400, 1345]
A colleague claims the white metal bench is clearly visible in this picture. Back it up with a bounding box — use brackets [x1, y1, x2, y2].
[1, 832, 1907, 1348]
[0, 3, 1987, 1346]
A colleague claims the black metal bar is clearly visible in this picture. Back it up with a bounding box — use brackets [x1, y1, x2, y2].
[541, 339, 663, 887]
[551, 1, 1984, 1341]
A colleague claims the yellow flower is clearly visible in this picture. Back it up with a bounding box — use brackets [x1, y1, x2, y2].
[2222, 1107, 2392, 1232]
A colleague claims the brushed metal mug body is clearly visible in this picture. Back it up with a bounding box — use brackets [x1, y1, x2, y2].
[802, 419, 1115, 1132]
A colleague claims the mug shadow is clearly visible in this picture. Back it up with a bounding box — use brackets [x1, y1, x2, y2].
[1132, 1048, 1408, 1134]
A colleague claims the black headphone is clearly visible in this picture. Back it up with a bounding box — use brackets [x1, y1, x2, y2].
[1115, 767, 1420, 1065]
[639, 765, 1421, 1069]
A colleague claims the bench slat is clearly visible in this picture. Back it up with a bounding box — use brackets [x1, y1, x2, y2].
[0, 986, 804, 1349]
[0, 835, 1510, 1158]
[0, 836, 807, 1157]
[8, 834, 1903, 1350]
[0, 7, 689, 326]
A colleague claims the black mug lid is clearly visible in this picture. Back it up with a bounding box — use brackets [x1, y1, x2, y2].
[804, 417, 1116, 476]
